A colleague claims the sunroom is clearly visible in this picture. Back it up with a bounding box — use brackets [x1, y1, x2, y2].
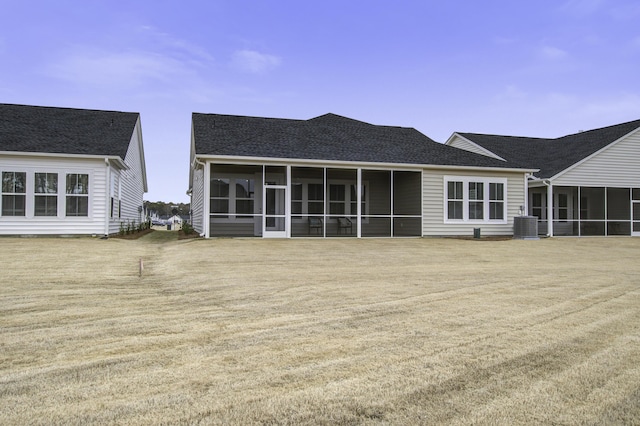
[207, 163, 422, 238]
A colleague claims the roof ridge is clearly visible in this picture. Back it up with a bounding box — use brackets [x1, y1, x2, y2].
[0, 102, 138, 115]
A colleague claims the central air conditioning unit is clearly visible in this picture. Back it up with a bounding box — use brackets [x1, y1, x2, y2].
[513, 216, 539, 240]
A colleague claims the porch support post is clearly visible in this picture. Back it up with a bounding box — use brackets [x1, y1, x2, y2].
[357, 168, 362, 238]
[203, 161, 211, 238]
[286, 165, 291, 238]
[547, 182, 553, 237]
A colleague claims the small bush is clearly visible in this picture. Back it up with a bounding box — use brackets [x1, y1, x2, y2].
[182, 222, 194, 235]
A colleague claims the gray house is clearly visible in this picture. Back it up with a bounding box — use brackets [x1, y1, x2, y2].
[188, 113, 534, 238]
[0, 103, 148, 236]
[446, 119, 640, 237]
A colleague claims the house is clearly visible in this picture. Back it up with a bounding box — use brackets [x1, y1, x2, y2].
[188, 112, 535, 238]
[445, 119, 640, 237]
[0, 103, 148, 236]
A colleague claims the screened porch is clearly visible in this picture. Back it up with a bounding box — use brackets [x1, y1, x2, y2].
[208, 163, 422, 238]
[529, 185, 640, 236]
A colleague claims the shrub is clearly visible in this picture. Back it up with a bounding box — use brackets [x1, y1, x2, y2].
[182, 222, 194, 235]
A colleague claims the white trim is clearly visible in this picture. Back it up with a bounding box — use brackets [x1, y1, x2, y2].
[444, 133, 507, 161]
[194, 154, 535, 174]
[443, 176, 508, 224]
[1, 151, 127, 170]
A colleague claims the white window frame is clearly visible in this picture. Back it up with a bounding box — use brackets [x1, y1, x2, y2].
[1, 171, 27, 217]
[444, 176, 508, 224]
[65, 173, 90, 217]
[210, 174, 258, 222]
[290, 179, 368, 222]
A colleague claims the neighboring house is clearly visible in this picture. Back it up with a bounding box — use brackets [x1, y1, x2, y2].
[167, 214, 183, 229]
[446, 119, 640, 237]
[188, 112, 535, 238]
[0, 103, 148, 236]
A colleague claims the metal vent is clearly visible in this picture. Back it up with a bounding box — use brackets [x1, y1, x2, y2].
[513, 216, 539, 240]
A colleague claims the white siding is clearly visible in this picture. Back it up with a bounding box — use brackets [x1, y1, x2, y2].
[0, 155, 109, 235]
[422, 169, 526, 236]
[447, 135, 504, 160]
[554, 131, 640, 187]
[191, 167, 204, 234]
[114, 119, 147, 234]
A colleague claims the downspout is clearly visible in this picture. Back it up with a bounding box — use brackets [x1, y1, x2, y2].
[104, 158, 111, 238]
[542, 179, 552, 237]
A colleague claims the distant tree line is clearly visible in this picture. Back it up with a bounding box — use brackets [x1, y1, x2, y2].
[144, 201, 190, 217]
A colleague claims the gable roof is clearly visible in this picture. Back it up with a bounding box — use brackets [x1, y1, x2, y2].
[0, 103, 140, 159]
[457, 118, 640, 179]
[192, 112, 524, 169]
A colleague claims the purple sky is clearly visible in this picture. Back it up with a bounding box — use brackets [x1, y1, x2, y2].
[1, 0, 639, 202]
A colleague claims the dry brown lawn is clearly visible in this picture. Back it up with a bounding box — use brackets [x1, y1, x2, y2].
[1, 232, 639, 425]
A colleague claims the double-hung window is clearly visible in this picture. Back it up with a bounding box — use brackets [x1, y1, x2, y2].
[489, 183, 504, 220]
[66, 174, 89, 216]
[445, 177, 507, 223]
[1, 172, 26, 216]
[35, 172, 58, 216]
[447, 181, 463, 220]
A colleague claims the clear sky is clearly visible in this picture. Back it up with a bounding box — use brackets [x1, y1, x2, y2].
[1, 0, 639, 203]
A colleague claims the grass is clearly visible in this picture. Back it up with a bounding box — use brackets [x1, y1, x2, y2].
[1, 234, 639, 424]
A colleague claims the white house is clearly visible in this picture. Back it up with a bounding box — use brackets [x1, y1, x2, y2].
[188, 113, 535, 238]
[0, 103, 148, 236]
[446, 119, 640, 237]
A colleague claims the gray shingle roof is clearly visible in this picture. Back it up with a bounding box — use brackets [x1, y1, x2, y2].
[458, 118, 640, 178]
[193, 112, 519, 169]
[0, 103, 139, 159]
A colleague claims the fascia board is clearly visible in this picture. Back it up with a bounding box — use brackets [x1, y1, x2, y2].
[0, 150, 127, 169]
[193, 154, 537, 174]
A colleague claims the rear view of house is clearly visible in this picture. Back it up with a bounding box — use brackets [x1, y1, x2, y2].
[0, 104, 148, 236]
[188, 112, 534, 238]
[446, 119, 640, 237]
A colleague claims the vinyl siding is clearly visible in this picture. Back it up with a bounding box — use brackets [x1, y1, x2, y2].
[447, 135, 503, 160]
[554, 131, 640, 187]
[0, 155, 109, 235]
[422, 169, 526, 236]
[191, 167, 204, 234]
[113, 119, 146, 234]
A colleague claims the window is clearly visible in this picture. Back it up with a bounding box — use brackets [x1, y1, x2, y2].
[35, 172, 58, 216]
[210, 177, 255, 219]
[210, 178, 230, 218]
[329, 184, 346, 214]
[447, 181, 463, 220]
[235, 178, 255, 218]
[444, 177, 507, 223]
[489, 183, 504, 220]
[531, 192, 545, 219]
[308, 183, 324, 214]
[2, 172, 26, 216]
[291, 183, 303, 214]
[557, 193, 568, 221]
[469, 182, 484, 220]
[66, 174, 89, 216]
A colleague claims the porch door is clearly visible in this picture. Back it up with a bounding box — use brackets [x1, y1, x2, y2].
[633, 201, 640, 236]
[263, 185, 287, 238]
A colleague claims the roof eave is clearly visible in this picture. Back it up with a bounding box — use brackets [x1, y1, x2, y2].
[193, 154, 536, 173]
[0, 150, 127, 169]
